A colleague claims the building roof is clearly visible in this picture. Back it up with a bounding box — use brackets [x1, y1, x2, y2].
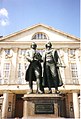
[0, 23, 80, 42]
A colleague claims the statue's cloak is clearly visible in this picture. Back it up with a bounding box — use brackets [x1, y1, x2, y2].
[25, 60, 42, 82]
[42, 50, 63, 88]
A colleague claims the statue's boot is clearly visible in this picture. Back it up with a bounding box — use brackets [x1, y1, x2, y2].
[36, 90, 43, 94]
[47, 89, 52, 94]
[55, 89, 60, 94]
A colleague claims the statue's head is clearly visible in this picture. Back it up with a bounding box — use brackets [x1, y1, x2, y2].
[45, 42, 52, 49]
[31, 42, 37, 49]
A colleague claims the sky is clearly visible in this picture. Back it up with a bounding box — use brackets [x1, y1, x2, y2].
[0, 0, 80, 38]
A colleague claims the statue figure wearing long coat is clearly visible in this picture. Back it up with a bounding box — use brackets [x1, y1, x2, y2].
[42, 42, 63, 94]
[25, 42, 43, 94]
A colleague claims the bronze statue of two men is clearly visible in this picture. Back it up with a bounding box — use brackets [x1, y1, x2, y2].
[25, 42, 64, 94]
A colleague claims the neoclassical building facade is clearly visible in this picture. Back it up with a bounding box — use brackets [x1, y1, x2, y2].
[0, 24, 80, 118]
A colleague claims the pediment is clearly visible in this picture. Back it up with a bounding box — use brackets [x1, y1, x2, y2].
[0, 24, 80, 43]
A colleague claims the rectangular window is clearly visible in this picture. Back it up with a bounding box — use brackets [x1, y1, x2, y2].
[70, 63, 78, 84]
[5, 49, 10, 55]
[18, 49, 26, 56]
[18, 63, 22, 77]
[70, 49, 75, 55]
[18, 63, 23, 84]
[18, 63, 28, 84]
[3, 63, 10, 84]
[4, 63, 10, 78]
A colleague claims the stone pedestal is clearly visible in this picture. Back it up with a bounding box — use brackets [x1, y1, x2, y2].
[22, 94, 62, 118]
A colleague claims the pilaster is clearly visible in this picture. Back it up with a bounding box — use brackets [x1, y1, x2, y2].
[2, 92, 9, 119]
[73, 92, 79, 118]
[10, 48, 18, 84]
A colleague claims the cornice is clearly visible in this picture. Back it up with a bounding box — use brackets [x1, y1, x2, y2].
[0, 41, 80, 44]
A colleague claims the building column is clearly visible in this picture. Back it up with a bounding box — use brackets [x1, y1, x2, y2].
[73, 92, 79, 118]
[2, 92, 9, 119]
[10, 48, 18, 84]
[23, 100, 28, 118]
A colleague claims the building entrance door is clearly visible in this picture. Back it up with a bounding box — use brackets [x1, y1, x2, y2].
[15, 94, 23, 118]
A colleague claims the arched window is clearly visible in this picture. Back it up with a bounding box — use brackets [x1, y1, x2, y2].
[32, 32, 49, 40]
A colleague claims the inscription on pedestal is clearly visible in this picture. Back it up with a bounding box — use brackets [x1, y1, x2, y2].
[35, 103, 54, 114]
